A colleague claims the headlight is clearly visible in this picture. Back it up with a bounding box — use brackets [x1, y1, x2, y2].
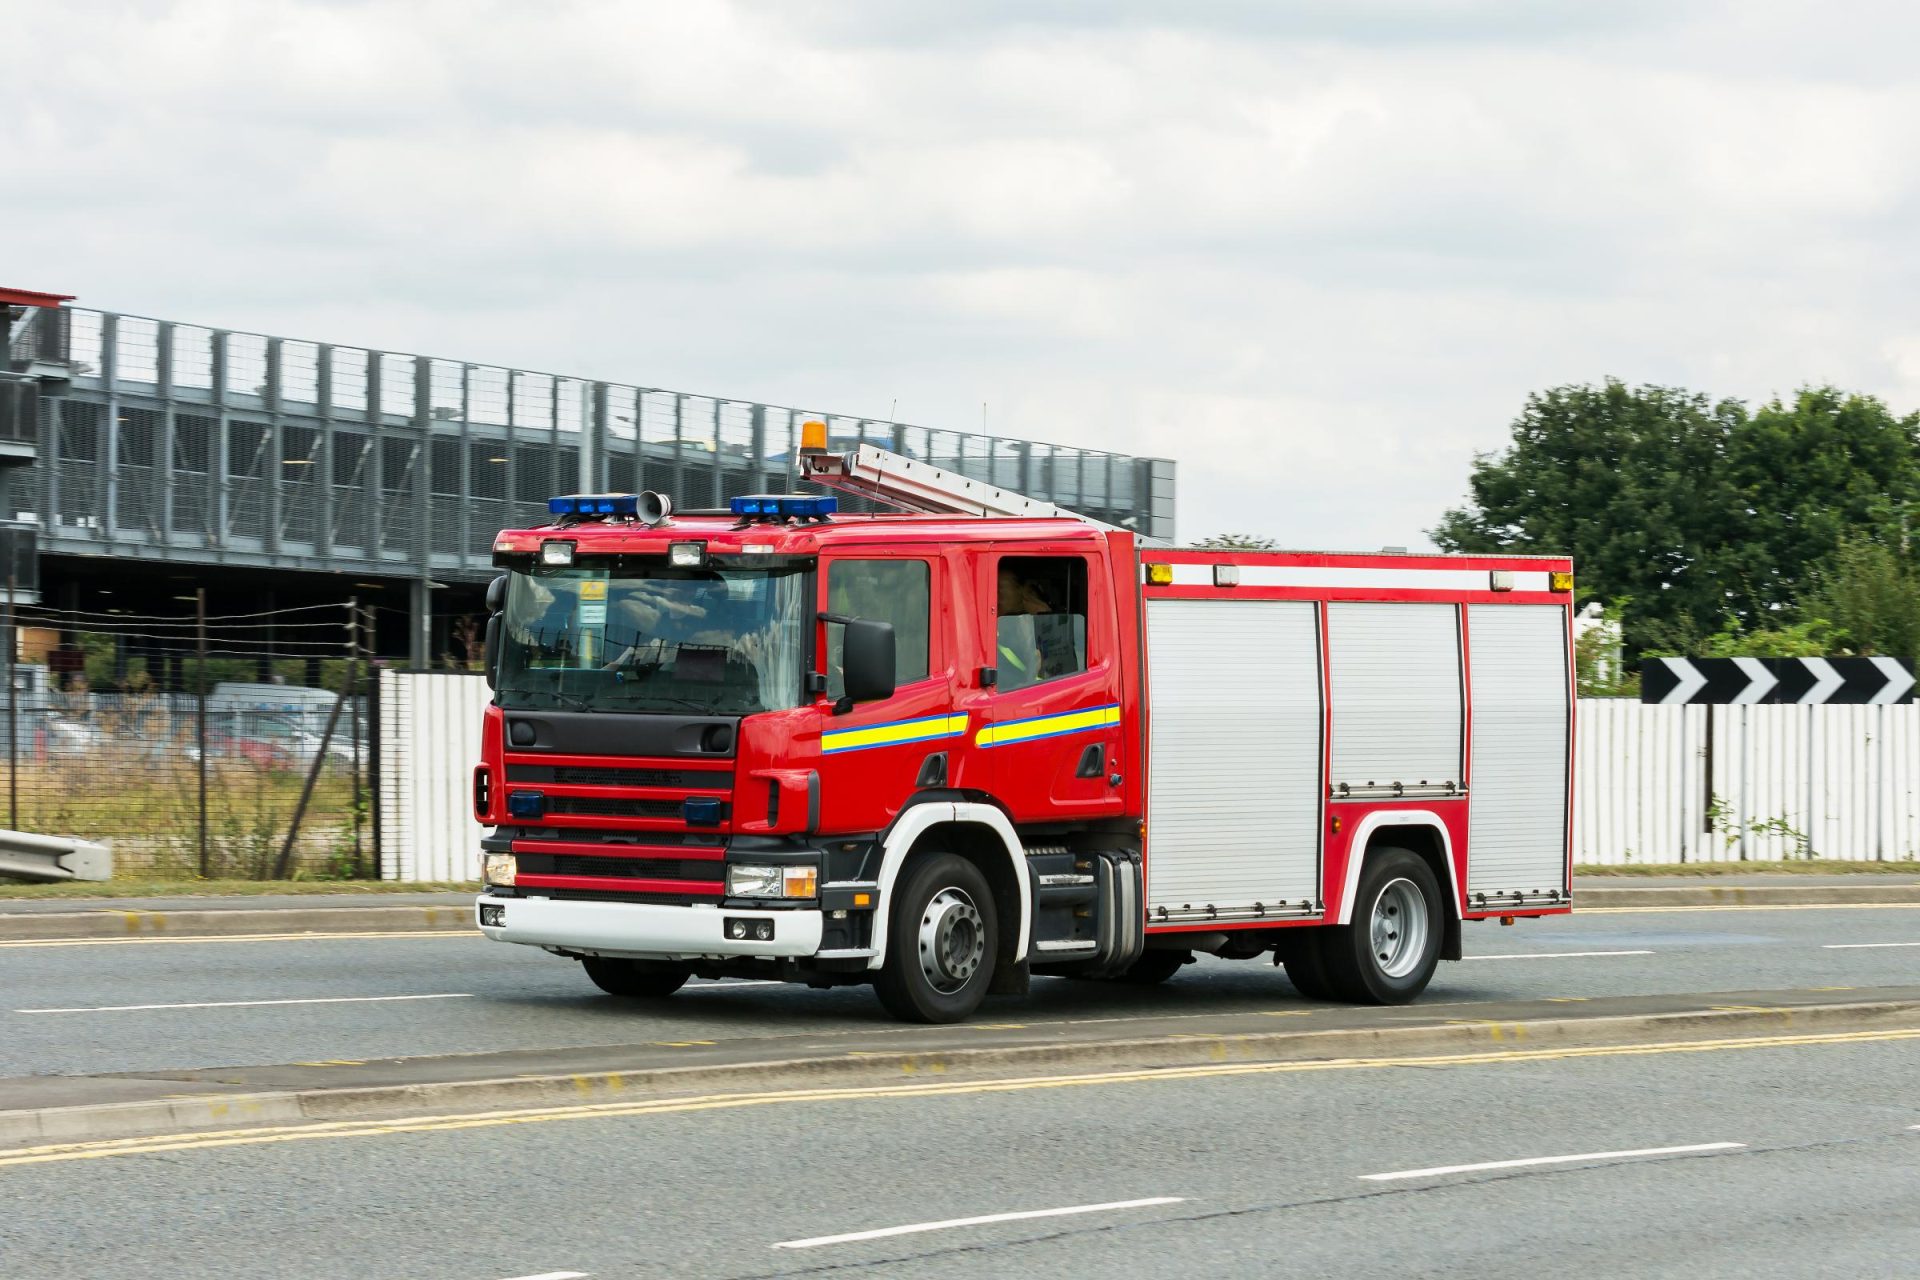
[540, 540, 575, 566]
[727, 863, 818, 899]
[482, 853, 516, 886]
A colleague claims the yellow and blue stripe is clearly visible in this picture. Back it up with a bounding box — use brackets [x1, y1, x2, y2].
[974, 704, 1121, 749]
[822, 713, 971, 756]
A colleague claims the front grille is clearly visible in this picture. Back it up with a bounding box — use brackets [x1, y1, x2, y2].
[508, 764, 730, 789]
[518, 853, 717, 881]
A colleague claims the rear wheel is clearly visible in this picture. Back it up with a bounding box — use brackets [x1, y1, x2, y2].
[581, 955, 692, 998]
[1281, 933, 1337, 1000]
[1321, 847, 1443, 1004]
[875, 852, 998, 1023]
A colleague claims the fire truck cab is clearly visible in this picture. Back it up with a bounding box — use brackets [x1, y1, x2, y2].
[475, 435, 1575, 1023]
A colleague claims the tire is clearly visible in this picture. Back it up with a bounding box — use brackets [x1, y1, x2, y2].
[1320, 846, 1444, 1004]
[1115, 949, 1190, 985]
[581, 955, 692, 999]
[1281, 933, 1338, 1000]
[874, 852, 998, 1023]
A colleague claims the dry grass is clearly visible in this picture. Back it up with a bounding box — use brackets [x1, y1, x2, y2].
[1577, 859, 1919, 876]
[4, 757, 364, 879]
[0, 878, 473, 899]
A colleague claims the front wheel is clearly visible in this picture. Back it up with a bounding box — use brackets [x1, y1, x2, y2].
[1115, 949, 1191, 985]
[874, 852, 998, 1023]
[581, 955, 692, 998]
[1320, 847, 1443, 1004]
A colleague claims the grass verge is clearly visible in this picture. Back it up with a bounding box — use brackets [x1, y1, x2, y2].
[0, 878, 475, 900]
[1577, 860, 1919, 877]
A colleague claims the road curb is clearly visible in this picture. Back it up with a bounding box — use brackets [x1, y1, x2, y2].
[5, 997, 1917, 1151]
[2, 882, 1914, 941]
[1573, 883, 1920, 908]
[0, 904, 477, 941]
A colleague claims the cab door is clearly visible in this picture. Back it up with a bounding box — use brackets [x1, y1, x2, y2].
[812, 549, 960, 834]
[974, 545, 1126, 823]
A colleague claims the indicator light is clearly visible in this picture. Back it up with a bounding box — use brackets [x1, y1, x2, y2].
[1549, 570, 1574, 592]
[1145, 563, 1173, 585]
[800, 419, 829, 452]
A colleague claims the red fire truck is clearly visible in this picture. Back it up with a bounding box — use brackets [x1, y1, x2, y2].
[475, 425, 1574, 1022]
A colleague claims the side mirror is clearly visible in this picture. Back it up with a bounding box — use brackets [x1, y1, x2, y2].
[483, 614, 502, 689]
[485, 574, 509, 613]
[840, 618, 896, 705]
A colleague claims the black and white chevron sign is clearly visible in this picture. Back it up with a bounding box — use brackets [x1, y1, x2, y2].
[1641, 656, 1916, 705]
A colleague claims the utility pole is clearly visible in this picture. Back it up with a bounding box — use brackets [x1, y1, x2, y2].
[347, 597, 365, 877]
[5, 573, 15, 830]
[196, 587, 209, 877]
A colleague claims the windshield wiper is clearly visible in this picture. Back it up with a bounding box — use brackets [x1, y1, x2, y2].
[497, 686, 595, 712]
[612, 693, 738, 715]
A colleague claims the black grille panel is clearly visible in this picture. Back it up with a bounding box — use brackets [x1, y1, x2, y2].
[517, 853, 719, 881]
[508, 765, 731, 789]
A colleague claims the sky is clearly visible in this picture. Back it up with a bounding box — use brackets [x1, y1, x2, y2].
[5, 0, 1919, 549]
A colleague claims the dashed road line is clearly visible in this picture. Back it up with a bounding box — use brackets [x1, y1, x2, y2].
[773, 1197, 1186, 1249]
[1359, 1142, 1745, 1182]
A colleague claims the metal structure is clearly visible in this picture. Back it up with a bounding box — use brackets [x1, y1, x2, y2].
[5, 305, 1176, 664]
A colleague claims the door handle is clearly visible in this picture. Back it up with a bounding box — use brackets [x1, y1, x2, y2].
[1075, 743, 1105, 779]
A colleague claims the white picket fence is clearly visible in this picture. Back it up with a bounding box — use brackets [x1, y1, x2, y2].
[1576, 699, 1920, 865]
[373, 676, 1920, 880]
[376, 670, 489, 883]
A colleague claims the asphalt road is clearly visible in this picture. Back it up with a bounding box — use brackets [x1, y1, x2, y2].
[2, 904, 1917, 1077]
[3, 1019, 1915, 1278]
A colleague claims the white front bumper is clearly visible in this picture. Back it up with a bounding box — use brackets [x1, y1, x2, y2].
[476, 895, 824, 960]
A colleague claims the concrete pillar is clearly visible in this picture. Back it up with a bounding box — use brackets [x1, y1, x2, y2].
[409, 577, 431, 670]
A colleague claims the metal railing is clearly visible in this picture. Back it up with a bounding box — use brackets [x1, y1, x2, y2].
[23, 307, 1176, 582]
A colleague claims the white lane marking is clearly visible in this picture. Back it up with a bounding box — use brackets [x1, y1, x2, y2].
[773, 1197, 1186, 1249]
[1464, 950, 1654, 961]
[497, 1272, 588, 1280]
[1822, 942, 1920, 950]
[1360, 1142, 1745, 1182]
[15, 993, 475, 1014]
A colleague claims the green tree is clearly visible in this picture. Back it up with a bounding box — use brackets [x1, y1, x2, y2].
[1196, 533, 1279, 550]
[1432, 380, 1744, 656]
[1718, 389, 1920, 625]
[1434, 380, 1920, 661]
[1804, 535, 1920, 658]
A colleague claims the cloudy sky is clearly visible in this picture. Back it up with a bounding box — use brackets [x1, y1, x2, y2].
[6, 0, 1918, 547]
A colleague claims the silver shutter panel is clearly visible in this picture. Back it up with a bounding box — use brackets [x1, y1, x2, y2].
[1466, 604, 1571, 896]
[1145, 599, 1321, 913]
[1327, 602, 1462, 793]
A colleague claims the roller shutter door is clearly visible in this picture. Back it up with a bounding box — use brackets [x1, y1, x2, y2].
[1327, 602, 1463, 794]
[1466, 604, 1571, 896]
[1145, 598, 1321, 914]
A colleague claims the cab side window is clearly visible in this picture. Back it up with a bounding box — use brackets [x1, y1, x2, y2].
[826, 559, 931, 699]
[995, 556, 1088, 692]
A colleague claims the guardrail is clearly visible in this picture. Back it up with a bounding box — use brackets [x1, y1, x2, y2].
[0, 828, 111, 881]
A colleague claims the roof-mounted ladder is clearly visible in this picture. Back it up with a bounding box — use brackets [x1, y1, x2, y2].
[798, 442, 1133, 535]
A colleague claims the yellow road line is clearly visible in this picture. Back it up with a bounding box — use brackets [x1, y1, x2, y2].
[5, 1024, 1918, 1169]
[0, 930, 472, 949]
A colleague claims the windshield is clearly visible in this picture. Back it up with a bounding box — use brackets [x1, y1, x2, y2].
[496, 562, 809, 715]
